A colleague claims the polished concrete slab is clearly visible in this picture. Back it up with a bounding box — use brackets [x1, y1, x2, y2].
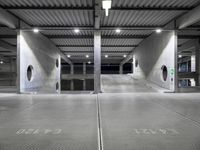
[101, 75, 156, 93]
[0, 94, 98, 150]
[99, 93, 200, 150]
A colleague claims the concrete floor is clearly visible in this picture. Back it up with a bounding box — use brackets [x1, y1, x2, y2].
[0, 76, 200, 149]
[0, 93, 200, 149]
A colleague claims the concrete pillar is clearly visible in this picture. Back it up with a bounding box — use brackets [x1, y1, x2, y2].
[195, 39, 200, 86]
[83, 62, 86, 90]
[119, 64, 123, 74]
[94, 31, 101, 93]
[9, 58, 16, 86]
[70, 64, 74, 91]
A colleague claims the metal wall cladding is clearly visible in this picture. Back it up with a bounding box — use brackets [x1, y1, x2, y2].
[10, 10, 93, 26]
[111, 0, 199, 8]
[101, 10, 185, 26]
[0, 0, 93, 7]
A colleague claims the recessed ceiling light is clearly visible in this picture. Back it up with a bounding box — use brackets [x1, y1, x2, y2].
[156, 28, 162, 33]
[67, 55, 71, 58]
[116, 28, 121, 33]
[102, 0, 112, 16]
[105, 55, 108, 58]
[86, 55, 89, 58]
[88, 61, 91, 64]
[33, 28, 39, 33]
[74, 28, 80, 33]
[123, 54, 127, 58]
[0, 60, 3, 64]
[178, 55, 182, 58]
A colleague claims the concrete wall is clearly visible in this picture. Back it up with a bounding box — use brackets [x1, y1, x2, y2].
[133, 31, 176, 91]
[17, 30, 61, 93]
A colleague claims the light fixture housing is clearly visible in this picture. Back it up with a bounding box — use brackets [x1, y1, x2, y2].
[123, 55, 127, 58]
[102, 0, 112, 16]
[74, 28, 80, 33]
[88, 61, 91, 64]
[67, 55, 71, 58]
[156, 28, 162, 33]
[0, 60, 3, 64]
[86, 55, 89, 58]
[178, 55, 182, 58]
[116, 28, 121, 33]
[33, 28, 39, 33]
[105, 55, 108, 58]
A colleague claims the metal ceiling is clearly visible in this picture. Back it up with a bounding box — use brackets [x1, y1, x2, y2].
[0, 0, 199, 63]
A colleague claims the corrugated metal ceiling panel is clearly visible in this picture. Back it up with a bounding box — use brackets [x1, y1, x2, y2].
[41, 30, 93, 36]
[51, 38, 93, 46]
[111, 0, 199, 8]
[102, 38, 142, 45]
[0, 27, 16, 35]
[101, 30, 153, 36]
[10, 10, 93, 26]
[101, 10, 184, 26]
[0, 0, 93, 7]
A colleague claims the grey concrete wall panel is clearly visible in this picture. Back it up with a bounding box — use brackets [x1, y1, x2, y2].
[133, 31, 176, 91]
[17, 30, 61, 93]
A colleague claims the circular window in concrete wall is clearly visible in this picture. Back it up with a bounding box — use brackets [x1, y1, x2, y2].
[161, 65, 168, 81]
[56, 59, 59, 68]
[135, 60, 139, 67]
[56, 82, 59, 91]
[27, 65, 34, 81]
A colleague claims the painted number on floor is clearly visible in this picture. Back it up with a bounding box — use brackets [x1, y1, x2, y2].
[133, 129, 179, 135]
[16, 129, 62, 135]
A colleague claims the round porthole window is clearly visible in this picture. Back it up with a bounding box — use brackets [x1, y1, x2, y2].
[56, 59, 59, 68]
[161, 65, 168, 81]
[56, 82, 59, 91]
[27, 65, 34, 81]
[135, 60, 139, 67]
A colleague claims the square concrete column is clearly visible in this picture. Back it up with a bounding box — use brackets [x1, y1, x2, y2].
[70, 64, 74, 91]
[195, 39, 200, 86]
[94, 31, 101, 93]
[119, 64, 123, 74]
[83, 62, 86, 90]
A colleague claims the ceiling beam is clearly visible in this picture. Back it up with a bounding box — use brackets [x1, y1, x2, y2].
[0, 7, 19, 28]
[94, 0, 101, 29]
[177, 4, 200, 29]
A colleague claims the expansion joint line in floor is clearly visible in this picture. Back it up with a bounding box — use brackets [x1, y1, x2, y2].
[96, 94, 104, 150]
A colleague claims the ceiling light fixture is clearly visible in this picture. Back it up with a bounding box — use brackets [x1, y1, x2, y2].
[86, 55, 89, 58]
[0, 60, 3, 64]
[74, 28, 80, 33]
[88, 61, 91, 64]
[178, 55, 182, 58]
[123, 55, 127, 58]
[102, 0, 112, 16]
[33, 28, 39, 33]
[116, 28, 121, 33]
[156, 28, 162, 33]
[67, 55, 71, 58]
[105, 55, 108, 58]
